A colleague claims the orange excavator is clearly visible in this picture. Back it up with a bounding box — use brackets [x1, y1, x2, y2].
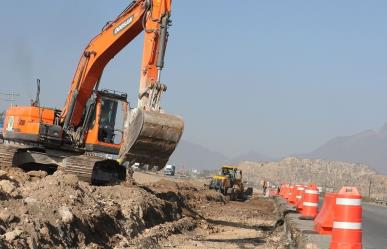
[0, 0, 184, 184]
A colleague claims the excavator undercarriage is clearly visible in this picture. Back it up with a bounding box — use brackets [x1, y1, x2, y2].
[0, 104, 183, 185]
[0, 142, 127, 185]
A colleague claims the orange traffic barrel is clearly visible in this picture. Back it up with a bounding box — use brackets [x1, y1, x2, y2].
[288, 185, 296, 204]
[300, 184, 319, 219]
[281, 185, 286, 198]
[279, 184, 283, 197]
[283, 184, 290, 199]
[286, 185, 294, 201]
[314, 192, 336, 234]
[289, 185, 298, 205]
[291, 184, 303, 205]
[281, 184, 287, 197]
[330, 187, 362, 249]
[296, 185, 306, 212]
[280, 184, 286, 197]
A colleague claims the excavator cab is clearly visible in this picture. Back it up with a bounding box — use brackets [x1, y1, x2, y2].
[84, 90, 128, 154]
[98, 98, 120, 144]
[84, 89, 183, 171]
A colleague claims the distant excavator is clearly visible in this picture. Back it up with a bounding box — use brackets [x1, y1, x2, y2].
[0, 0, 184, 184]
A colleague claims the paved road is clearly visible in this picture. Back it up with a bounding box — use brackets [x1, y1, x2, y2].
[316, 200, 387, 249]
[363, 204, 387, 249]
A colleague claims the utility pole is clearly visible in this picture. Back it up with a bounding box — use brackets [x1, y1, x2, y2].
[368, 177, 372, 198]
[0, 92, 20, 107]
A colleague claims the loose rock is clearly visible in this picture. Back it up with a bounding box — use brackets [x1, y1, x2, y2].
[0, 170, 7, 179]
[0, 180, 16, 194]
[58, 206, 74, 223]
[27, 171, 48, 178]
[3, 228, 23, 242]
[0, 209, 16, 223]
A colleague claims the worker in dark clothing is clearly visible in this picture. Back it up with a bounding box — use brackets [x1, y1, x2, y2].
[262, 180, 268, 196]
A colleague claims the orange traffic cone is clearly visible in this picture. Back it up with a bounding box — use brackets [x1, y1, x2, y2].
[314, 192, 336, 234]
[300, 184, 319, 219]
[330, 187, 362, 249]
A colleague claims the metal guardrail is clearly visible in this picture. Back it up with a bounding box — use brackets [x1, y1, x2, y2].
[375, 199, 387, 206]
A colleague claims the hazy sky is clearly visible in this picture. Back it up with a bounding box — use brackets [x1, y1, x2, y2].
[1, 1, 387, 158]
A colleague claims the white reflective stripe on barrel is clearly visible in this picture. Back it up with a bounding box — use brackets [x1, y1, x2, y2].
[303, 202, 318, 207]
[336, 198, 362, 206]
[296, 195, 302, 199]
[333, 222, 362, 230]
[297, 187, 305, 190]
[305, 190, 319, 194]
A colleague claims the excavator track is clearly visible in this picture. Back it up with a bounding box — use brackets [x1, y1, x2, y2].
[0, 143, 20, 170]
[62, 155, 127, 185]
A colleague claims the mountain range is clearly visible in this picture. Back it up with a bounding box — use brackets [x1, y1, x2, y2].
[171, 123, 387, 174]
[169, 140, 272, 170]
[302, 123, 387, 174]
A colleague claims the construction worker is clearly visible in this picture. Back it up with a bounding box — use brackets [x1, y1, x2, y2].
[262, 180, 268, 196]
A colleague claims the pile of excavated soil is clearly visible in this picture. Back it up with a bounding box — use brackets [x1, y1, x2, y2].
[0, 165, 286, 249]
[0, 166, 226, 249]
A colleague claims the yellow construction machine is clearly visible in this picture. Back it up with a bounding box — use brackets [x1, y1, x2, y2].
[209, 166, 253, 200]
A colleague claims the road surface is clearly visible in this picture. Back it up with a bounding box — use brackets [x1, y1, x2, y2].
[363, 203, 387, 249]
[317, 200, 387, 249]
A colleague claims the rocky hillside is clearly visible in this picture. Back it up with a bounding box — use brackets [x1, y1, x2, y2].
[238, 157, 387, 200]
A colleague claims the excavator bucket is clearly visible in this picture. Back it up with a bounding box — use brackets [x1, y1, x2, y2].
[118, 108, 184, 170]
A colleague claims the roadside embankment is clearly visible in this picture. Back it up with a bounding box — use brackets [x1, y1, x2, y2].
[274, 197, 330, 249]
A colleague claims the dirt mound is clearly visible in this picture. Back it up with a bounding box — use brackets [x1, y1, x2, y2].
[0, 167, 225, 249]
[0, 161, 285, 249]
[145, 179, 226, 205]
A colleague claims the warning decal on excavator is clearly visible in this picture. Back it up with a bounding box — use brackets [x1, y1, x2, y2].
[114, 16, 134, 35]
[6, 116, 14, 131]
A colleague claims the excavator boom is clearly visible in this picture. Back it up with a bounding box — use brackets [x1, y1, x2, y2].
[1, 0, 183, 185]
[60, 0, 183, 170]
[62, 0, 170, 127]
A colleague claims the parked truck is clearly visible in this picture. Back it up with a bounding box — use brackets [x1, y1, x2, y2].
[164, 164, 176, 176]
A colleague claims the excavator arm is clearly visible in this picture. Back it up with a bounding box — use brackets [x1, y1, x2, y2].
[0, 0, 182, 186]
[61, 0, 183, 169]
[61, 0, 172, 128]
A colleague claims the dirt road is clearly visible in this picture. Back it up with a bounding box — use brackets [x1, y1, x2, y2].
[158, 197, 284, 249]
[129, 172, 286, 249]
